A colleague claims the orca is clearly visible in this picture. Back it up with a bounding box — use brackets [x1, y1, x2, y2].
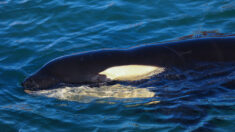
[22, 37, 235, 91]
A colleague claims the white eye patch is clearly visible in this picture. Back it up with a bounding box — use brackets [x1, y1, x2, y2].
[99, 65, 165, 81]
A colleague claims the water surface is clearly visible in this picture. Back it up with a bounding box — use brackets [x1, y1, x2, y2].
[0, 0, 235, 131]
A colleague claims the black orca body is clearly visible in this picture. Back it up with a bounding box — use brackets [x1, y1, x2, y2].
[22, 37, 235, 91]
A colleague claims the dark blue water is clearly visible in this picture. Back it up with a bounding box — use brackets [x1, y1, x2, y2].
[1, 0, 235, 131]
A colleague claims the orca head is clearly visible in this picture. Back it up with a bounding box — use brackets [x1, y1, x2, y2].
[22, 72, 59, 92]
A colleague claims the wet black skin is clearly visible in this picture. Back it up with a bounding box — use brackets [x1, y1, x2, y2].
[22, 37, 235, 91]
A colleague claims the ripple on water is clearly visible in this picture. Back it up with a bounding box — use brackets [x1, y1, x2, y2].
[1, 0, 235, 131]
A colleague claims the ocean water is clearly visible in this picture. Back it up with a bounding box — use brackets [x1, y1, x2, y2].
[1, 0, 235, 131]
